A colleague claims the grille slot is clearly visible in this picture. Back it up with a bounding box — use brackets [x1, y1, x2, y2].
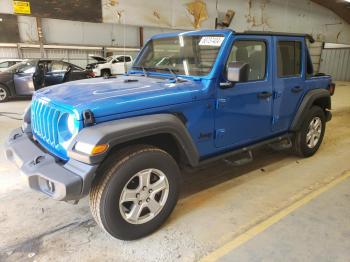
[31, 99, 61, 147]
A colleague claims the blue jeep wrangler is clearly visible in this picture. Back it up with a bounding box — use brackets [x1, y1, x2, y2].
[5, 29, 334, 240]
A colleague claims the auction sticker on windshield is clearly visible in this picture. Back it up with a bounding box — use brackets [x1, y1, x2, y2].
[199, 36, 225, 46]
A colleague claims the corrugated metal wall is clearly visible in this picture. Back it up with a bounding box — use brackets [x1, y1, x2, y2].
[0, 46, 139, 68]
[319, 48, 350, 81]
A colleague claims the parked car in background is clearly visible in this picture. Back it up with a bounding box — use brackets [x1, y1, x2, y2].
[0, 59, 26, 72]
[0, 59, 93, 102]
[87, 55, 133, 78]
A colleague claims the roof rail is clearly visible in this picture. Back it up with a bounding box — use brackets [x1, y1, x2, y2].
[239, 31, 315, 43]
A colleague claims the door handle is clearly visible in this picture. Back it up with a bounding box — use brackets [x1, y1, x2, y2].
[257, 91, 272, 99]
[291, 86, 303, 93]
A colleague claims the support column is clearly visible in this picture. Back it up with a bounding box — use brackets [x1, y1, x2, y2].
[35, 17, 45, 58]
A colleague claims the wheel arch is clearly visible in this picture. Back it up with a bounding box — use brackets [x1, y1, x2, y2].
[0, 82, 14, 97]
[67, 114, 200, 167]
[290, 88, 331, 132]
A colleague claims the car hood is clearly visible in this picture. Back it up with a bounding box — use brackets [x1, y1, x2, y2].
[33, 75, 205, 120]
[89, 55, 107, 62]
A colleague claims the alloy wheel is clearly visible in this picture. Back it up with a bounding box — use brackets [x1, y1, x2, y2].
[0, 87, 7, 101]
[119, 168, 169, 224]
[306, 117, 322, 148]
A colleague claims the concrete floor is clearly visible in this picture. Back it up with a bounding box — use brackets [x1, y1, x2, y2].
[0, 82, 349, 262]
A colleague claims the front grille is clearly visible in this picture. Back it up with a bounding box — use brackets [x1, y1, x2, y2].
[31, 99, 61, 147]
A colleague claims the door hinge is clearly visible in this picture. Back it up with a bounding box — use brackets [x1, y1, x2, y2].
[215, 129, 226, 139]
[274, 91, 282, 99]
[216, 98, 227, 109]
[272, 115, 280, 124]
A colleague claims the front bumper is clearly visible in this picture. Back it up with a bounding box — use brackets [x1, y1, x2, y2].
[92, 68, 101, 77]
[5, 128, 97, 201]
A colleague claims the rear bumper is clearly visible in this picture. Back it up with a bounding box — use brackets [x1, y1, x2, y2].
[4, 128, 97, 201]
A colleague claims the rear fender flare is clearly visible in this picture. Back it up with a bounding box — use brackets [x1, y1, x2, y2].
[290, 89, 331, 131]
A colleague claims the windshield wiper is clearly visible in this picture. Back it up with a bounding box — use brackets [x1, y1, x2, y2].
[132, 66, 149, 77]
[132, 66, 184, 81]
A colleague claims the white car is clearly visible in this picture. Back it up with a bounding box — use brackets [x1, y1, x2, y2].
[88, 55, 133, 78]
[0, 59, 26, 72]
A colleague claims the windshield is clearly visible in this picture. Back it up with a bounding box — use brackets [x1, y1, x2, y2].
[106, 56, 114, 62]
[133, 35, 225, 76]
[5, 60, 37, 73]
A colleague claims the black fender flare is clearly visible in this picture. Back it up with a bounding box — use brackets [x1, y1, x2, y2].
[290, 89, 331, 131]
[67, 114, 200, 166]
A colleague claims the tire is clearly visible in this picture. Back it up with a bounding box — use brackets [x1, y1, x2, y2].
[89, 145, 180, 240]
[0, 85, 9, 103]
[293, 106, 326, 157]
[101, 70, 111, 78]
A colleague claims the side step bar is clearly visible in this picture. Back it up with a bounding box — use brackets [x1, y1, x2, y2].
[197, 134, 292, 167]
[224, 150, 253, 167]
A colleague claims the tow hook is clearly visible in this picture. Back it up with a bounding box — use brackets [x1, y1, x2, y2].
[12, 133, 22, 140]
[33, 155, 45, 165]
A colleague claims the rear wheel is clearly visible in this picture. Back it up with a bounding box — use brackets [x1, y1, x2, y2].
[89, 145, 180, 240]
[0, 85, 9, 103]
[293, 106, 326, 157]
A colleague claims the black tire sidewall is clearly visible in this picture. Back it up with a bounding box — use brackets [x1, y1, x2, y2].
[102, 70, 110, 78]
[298, 106, 326, 157]
[99, 149, 180, 240]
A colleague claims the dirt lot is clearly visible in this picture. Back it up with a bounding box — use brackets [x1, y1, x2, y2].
[0, 82, 349, 262]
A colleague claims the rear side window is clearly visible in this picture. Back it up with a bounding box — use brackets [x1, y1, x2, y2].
[227, 40, 266, 81]
[277, 41, 301, 77]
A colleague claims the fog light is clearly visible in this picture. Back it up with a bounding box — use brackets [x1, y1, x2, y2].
[75, 142, 109, 155]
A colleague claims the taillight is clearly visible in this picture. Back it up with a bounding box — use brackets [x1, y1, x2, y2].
[328, 82, 335, 96]
[87, 71, 95, 78]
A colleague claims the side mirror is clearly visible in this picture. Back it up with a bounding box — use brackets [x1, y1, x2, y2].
[227, 62, 249, 83]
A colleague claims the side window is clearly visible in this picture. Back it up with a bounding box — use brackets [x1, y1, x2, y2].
[0, 62, 9, 68]
[227, 40, 266, 81]
[306, 48, 314, 77]
[277, 41, 301, 77]
[125, 56, 131, 62]
[116, 56, 125, 62]
[48, 61, 69, 72]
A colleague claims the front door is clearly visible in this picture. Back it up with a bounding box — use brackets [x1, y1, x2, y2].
[111, 57, 127, 75]
[13, 62, 36, 95]
[272, 36, 305, 132]
[215, 36, 273, 148]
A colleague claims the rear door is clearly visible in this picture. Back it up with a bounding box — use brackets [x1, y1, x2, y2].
[64, 63, 87, 82]
[45, 61, 67, 86]
[272, 37, 306, 132]
[215, 35, 274, 148]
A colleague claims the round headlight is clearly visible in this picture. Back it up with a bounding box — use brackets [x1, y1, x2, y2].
[58, 113, 77, 141]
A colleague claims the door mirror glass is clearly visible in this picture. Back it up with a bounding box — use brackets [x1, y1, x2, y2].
[227, 62, 249, 83]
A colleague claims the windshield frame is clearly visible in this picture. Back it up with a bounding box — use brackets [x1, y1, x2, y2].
[132, 33, 228, 78]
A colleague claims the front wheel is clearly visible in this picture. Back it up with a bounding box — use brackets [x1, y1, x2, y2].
[101, 70, 111, 78]
[89, 145, 180, 240]
[292, 106, 326, 157]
